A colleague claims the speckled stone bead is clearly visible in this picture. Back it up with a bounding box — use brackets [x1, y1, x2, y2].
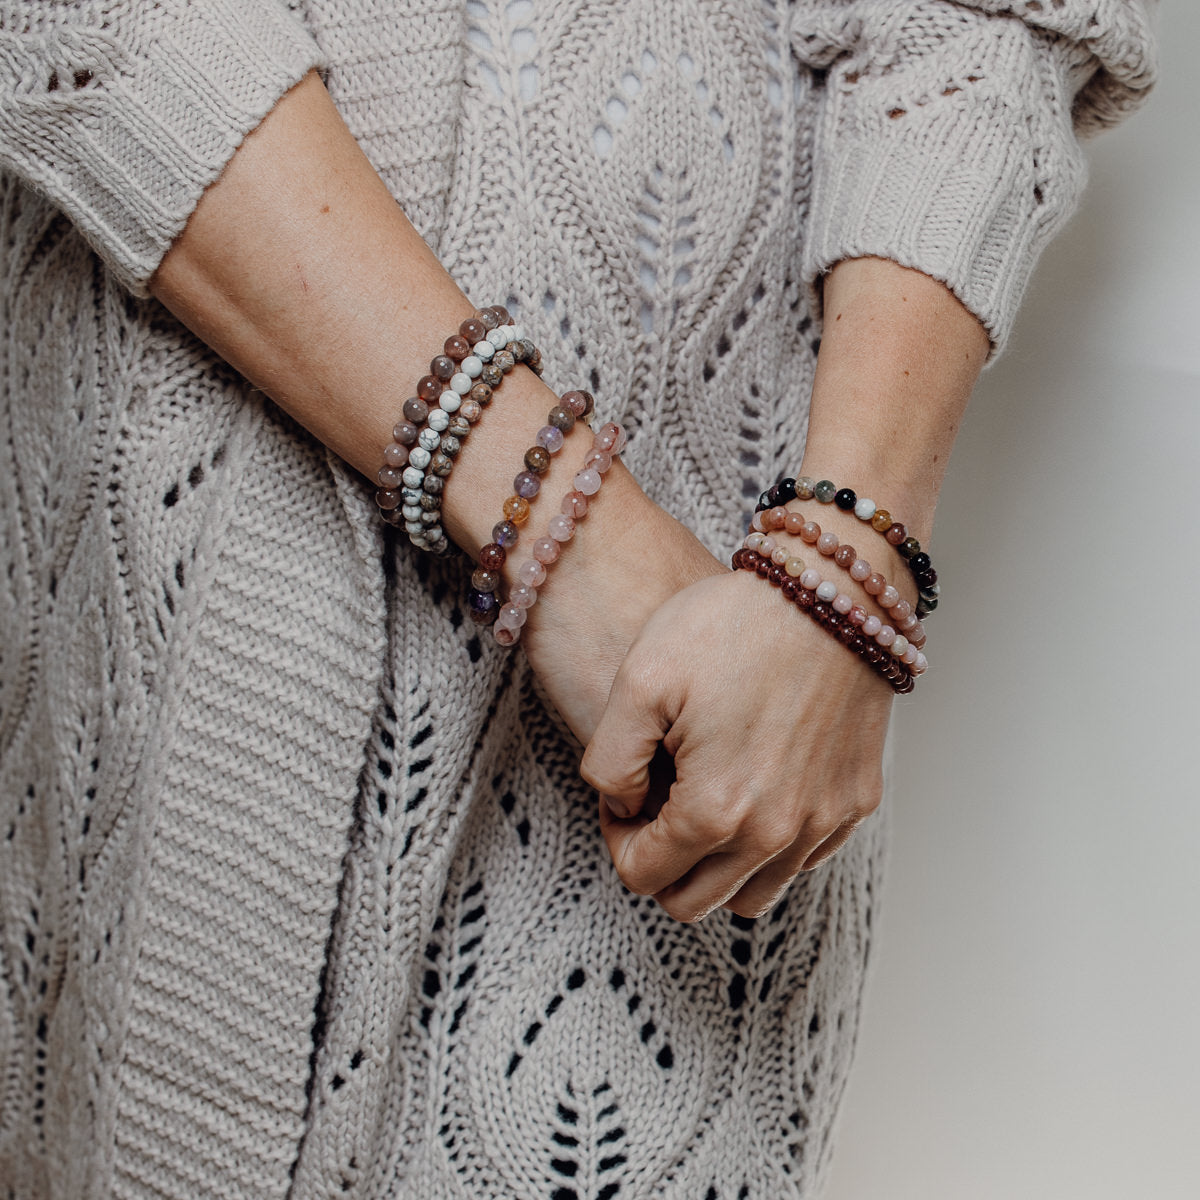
[479, 543, 506, 571]
[480, 363, 503, 388]
[814, 479, 837, 503]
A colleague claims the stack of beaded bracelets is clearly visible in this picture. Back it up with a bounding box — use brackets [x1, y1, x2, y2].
[375, 305, 543, 555]
[756, 476, 940, 616]
[732, 547, 917, 693]
[468, 406, 627, 646]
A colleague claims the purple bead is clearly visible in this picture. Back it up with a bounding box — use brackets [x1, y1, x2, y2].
[514, 471, 541, 499]
[467, 588, 499, 625]
[492, 520, 520, 548]
[536, 425, 565, 454]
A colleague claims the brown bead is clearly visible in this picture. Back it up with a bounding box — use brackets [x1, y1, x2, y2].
[493, 350, 515, 373]
[394, 419, 419, 446]
[417, 374, 442, 402]
[477, 308, 499, 331]
[885, 522, 907, 545]
[430, 452, 453, 477]
[440, 436, 462, 459]
[402, 396, 428, 424]
[548, 405, 575, 432]
[871, 508, 892, 532]
[430, 355, 456, 380]
[460, 317, 487, 343]
[447, 415, 471, 438]
[524, 445, 551, 474]
[375, 488, 401, 510]
[480, 363, 503, 388]
[491, 305, 511, 325]
[755, 556, 771, 577]
[833, 544, 856, 568]
[470, 382, 493, 406]
[444, 335, 470, 361]
[472, 567, 500, 593]
[479, 543, 506, 571]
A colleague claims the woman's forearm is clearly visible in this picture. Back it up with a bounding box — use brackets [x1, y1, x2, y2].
[802, 257, 990, 546]
[149, 69, 604, 555]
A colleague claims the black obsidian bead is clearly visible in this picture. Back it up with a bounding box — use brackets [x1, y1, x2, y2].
[834, 488, 857, 511]
[915, 568, 938, 589]
[775, 478, 797, 504]
[909, 552, 932, 574]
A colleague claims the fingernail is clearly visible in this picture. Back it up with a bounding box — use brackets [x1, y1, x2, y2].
[604, 795, 632, 819]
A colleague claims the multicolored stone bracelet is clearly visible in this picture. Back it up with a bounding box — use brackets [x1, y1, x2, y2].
[732, 547, 919, 695]
[740, 533, 928, 671]
[756, 477, 940, 617]
[470, 419, 627, 646]
[750, 507, 926, 648]
[465, 388, 596, 628]
[376, 305, 544, 555]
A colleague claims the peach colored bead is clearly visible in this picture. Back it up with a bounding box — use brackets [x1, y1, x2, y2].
[518, 559, 547, 588]
[532, 536, 559, 564]
[759, 536, 778, 556]
[784, 556, 806, 577]
[768, 506, 788, 530]
[864, 572, 886, 596]
[849, 559, 871, 582]
[862, 614, 882, 637]
[562, 491, 589, 518]
[751, 511, 767, 533]
[771, 546, 789, 566]
[879, 585, 901, 609]
[833, 545, 856, 568]
[832, 592, 853, 615]
[799, 569, 821, 590]
[784, 511, 806, 535]
[817, 531, 838, 555]
[848, 605, 868, 626]
[800, 521, 821, 543]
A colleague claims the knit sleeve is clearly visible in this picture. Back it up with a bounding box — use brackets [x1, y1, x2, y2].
[794, 0, 1157, 354]
[0, 1, 325, 296]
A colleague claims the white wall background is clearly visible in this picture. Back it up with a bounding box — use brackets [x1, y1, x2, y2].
[825, 5, 1200, 1198]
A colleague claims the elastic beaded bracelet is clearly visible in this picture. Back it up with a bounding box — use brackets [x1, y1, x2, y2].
[732, 548, 919, 695]
[376, 305, 545, 555]
[491, 421, 627, 646]
[756, 477, 940, 617]
[740, 534, 928, 668]
[749, 509, 926, 648]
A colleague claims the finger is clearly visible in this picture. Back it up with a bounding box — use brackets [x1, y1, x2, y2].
[600, 787, 729, 898]
[801, 817, 861, 872]
[652, 850, 766, 923]
[580, 658, 675, 820]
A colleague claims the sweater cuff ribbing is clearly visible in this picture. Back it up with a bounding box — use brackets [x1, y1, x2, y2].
[0, 1, 326, 295]
[800, 9, 1089, 358]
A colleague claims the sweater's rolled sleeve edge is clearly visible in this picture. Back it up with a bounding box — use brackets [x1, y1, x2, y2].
[0, 2, 326, 296]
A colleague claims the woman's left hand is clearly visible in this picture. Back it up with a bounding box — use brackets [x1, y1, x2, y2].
[580, 568, 894, 922]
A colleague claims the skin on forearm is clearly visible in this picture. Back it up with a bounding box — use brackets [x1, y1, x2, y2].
[802, 256, 990, 546]
[149, 68, 605, 556]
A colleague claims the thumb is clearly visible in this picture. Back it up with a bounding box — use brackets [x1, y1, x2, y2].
[580, 657, 673, 820]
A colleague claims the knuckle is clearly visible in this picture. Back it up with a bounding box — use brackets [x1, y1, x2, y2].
[660, 896, 710, 924]
[615, 861, 658, 897]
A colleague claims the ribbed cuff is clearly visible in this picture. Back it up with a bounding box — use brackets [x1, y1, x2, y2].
[0, 1, 326, 295]
[801, 14, 1088, 358]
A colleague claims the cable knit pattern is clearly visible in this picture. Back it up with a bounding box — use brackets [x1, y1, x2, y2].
[0, 2, 1154, 1197]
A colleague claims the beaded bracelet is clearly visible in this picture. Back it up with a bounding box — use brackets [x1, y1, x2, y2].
[470, 421, 627, 645]
[756, 477, 940, 616]
[732, 548, 918, 695]
[749, 508, 926, 648]
[376, 305, 545, 555]
[740, 534, 928, 668]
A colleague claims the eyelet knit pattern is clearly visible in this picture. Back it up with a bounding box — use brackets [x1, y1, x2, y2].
[0, 1, 1155, 1197]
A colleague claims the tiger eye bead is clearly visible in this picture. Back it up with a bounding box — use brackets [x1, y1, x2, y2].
[524, 445, 551, 474]
[900, 536, 921, 559]
[871, 508, 892, 532]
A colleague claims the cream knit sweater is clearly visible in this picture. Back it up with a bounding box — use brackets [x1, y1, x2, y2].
[0, 2, 1154, 1197]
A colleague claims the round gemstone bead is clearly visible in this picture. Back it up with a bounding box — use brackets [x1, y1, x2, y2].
[584, 450, 613, 474]
[493, 624, 519, 647]
[750, 511, 767, 533]
[438, 390, 461, 413]
[784, 511, 805, 535]
[909, 552, 932, 574]
[864, 572, 885, 596]
[594, 422, 621, 453]
[771, 546, 788, 566]
[784, 556, 805, 577]
[834, 488, 856, 511]
[514, 471, 541, 499]
[402, 396, 428, 424]
[444, 334, 470, 361]
[467, 588, 499, 624]
[900, 537, 921, 559]
[401, 466, 423, 489]
[562, 491, 589, 518]
[574, 468, 602, 496]
[871, 509, 892, 532]
[421, 474, 443, 495]
[795, 476, 816, 500]
[849, 559, 871, 582]
[833, 544, 856, 568]
[774, 479, 797, 505]
[767, 506, 788, 531]
[447, 416, 471, 439]
[879, 585, 900, 610]
[427, 409, 450, 432]
[470, 382, 493, 406]
[876, 625, 896, 647]
[377, 465, 403, 489]
[518, 559, 547, 588]
[547, 514, 576, 542]
[561, 390, 590, 418]
[495, 603, 526, 630]
[816, 580, 837, 602]
[532, 536, 559, 564]
[799, 569, 820, 590]
[745, 532, 766, 553]
[915, 568, 938, 589]
[524, 445, 551, 474]
[417, 374, 442, 402]
[800, 521, 821, 544]
[492, 519, 520, 547]
[461, 356, 483, 379]
[832, 592, 853, 614]
[759, 536, 777, 556]
[537, 425, 565, 453]
[417, 427, 440, 452]
[503, 495, 530, 525]
[429, 452, 453, 477]
[814, 479, 837, 503]
[854, 497, 877, 521]
[478, 543, 507, 571]
[862, 614, 882, 637]
[393, 419, 419, 446]
[480, 364, 503, 388]
[548, 405, 575, 432]
[376, 488, 401, 510]
[406, 447, 431, 471]
[509, 583, 537, 609]
[459, 317, 487, 343]
[885, 523, 907, 546]
[817, 531, 839, 555]
[848, 605, 867, 626]
[472, 567, 500, 592]
[383, 443, 408, 468]
[891, 634, 909, 657]
[431, 354, 456, 380]
[440, 436, 462, 460]
[450, 372, 472, 394]
[460, 399, 483, 423]
[472, 339, 495, 361]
